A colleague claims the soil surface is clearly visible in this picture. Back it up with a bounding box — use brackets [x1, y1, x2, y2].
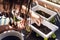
[2, 36, 20, 40]
[32, 23, 52, 34]
[36, 10, 51, 18]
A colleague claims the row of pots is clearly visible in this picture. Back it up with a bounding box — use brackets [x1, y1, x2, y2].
[28, 4, 59, 38]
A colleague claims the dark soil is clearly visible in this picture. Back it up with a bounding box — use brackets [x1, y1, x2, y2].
[23, 30, 55, 40]
[2, 36, 20, 40]
[24, 30, 44, 40]
[32, 23, 52, 34]
[36, 10, 51, 18]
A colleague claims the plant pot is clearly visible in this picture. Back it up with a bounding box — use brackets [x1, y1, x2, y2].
[37, 0, 60, 16]
[29, 20, 58, 38]
[0, 30, 24, 40]
[32, 5, 57, 21]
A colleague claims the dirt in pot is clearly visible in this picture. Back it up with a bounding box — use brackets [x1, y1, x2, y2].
[2, 36, 21, 40]
[35, 10, 51, 18]
[32, 23, 52, 34]
[24, 31, 44, 40]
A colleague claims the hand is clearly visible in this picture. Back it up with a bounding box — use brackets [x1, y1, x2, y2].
[30, 11, 42, 26]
